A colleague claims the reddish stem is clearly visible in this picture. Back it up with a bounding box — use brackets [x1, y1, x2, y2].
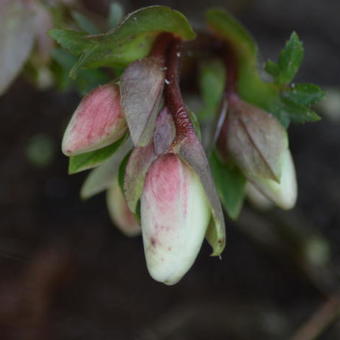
[164, 39, 193, 139]
[150, 33, 174, 63]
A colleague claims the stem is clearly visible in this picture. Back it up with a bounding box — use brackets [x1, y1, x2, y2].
[150, 33, 174, 63]
[165, 39, 193, 139]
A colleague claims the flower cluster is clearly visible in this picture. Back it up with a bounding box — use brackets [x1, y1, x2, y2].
[57, 6, 323, 285]
[62, 34, 225, 285]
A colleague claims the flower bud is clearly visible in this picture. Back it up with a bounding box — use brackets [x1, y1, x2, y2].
[141, 153, 211, 285]
[249, 149, 297, 210]
[62, 84, 127, 156]
[218, 95, 297, 209]
[106, 180, 140, 237]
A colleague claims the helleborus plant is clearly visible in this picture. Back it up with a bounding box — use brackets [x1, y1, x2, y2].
[51, 5, 323, 284]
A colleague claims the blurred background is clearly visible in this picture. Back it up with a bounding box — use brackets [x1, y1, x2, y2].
[0, 0, 339, 339]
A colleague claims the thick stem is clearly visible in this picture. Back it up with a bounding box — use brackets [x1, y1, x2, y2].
[165, 39, 194, 140]
[149, 33, 174, 63]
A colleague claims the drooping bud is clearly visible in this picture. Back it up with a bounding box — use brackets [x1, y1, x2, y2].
[141, 153, 211, 285]
[62, 83, 127, 156]
[249, 149, 297, 210]
[106, 179, 140, 237]
[220, 94, 288, 182]
[218, 95, 297, 209]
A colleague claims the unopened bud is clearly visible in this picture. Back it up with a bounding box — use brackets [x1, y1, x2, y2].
[106, 180, 140, 237]
[141, 153, 211, 285]
[250, 149, 297, 210]
[62, 84, 127, 156]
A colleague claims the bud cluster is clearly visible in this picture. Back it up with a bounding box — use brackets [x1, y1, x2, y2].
[58, 6, 322, 285]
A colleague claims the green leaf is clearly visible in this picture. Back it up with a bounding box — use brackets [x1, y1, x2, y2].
[210, 152, 246, 220]
[279, 97, 321, 124]
[71, 11, 100, 34]
[51, 6, 196, 76]
[51, 48, 110, 94]
[80, 139, 132, 199]
[283, 83, 325, 106]
[199, 59, 225, 120]
[68, 135, 126, 174]
[266, 32, 304, 85]
[264, 60, 280, 78]
[48, 29, 92, 56]
[206, 9, 257, 57]
[189, 111, 202, 140]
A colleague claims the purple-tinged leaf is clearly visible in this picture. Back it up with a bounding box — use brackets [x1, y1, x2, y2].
[120, 57, 165, 146]
[124, 142, 157, 213]
[153, 107, 176, 155]
[62, 83, 127, 156]
[225, 96, 288, 182]
[177, 134, 226, 256]
[0, 0, 36, 94]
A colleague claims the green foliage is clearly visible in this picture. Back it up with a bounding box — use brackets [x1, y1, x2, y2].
[198, 59, 225, 120]
[50, 6, 196, 77]
[210, 152, 246, 220]
[265, 32, 304, 85]
[68, 136, 126, 174]
[51, 48, 110, 94]
[283, 83, 325, 106]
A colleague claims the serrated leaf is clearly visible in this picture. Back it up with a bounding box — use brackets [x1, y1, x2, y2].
[71, 11, 100, 34]
[177, 134, 226, 256]
[80, 139, 132, 199]
[48, 29, 92, 56]
[281, 98, 321, 123]
[283, 83, 325, 106]
[120, 57, 165, 146]
[277, 32, 304, 85]
[68, 135, 126, 174]
[210, 152, 246, 220]
[0, 0, 36, 94]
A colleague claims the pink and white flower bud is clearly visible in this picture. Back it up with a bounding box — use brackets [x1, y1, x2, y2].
[62, 84, 127, 156]
[250, 149, 297, 210]
[106, 180, 140, 237]
[141, 154, 211, 285]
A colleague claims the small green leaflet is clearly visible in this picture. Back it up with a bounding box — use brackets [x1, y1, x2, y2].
[68, 136, 126, 174]
[265, 32, 304, 85]
[210, 151, 246, 220]
[283, 83, 325, 106]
